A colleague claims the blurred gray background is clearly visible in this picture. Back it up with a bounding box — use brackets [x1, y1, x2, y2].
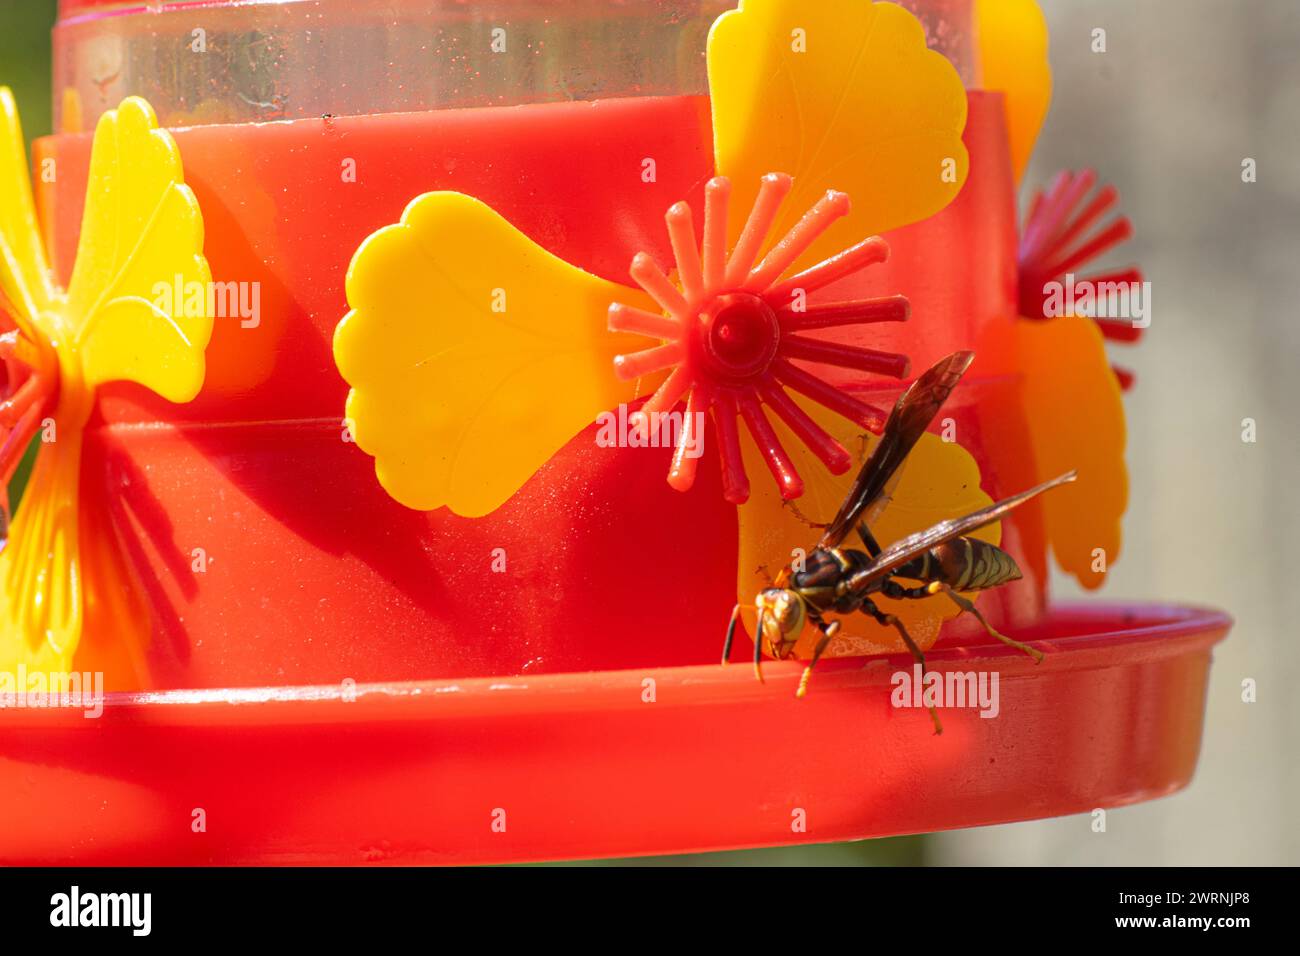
[935, 0, 1300, 866]
[3, 0, 1294, 865]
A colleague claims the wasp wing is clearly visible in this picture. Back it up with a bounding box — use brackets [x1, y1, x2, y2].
[817, 350, 975, 550]
[847, 471, 1078, 591]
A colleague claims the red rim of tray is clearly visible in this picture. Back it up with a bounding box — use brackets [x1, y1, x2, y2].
[0, 602, 1231, 865]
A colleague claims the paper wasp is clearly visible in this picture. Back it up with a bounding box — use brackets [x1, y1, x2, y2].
[722, 350, 1076, 725]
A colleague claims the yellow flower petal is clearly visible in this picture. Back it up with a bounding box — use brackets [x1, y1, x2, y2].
[0, 87, 54, 336]
[708, 0, 969, 272]
[0, 439, 84, 673]
[976, 0, 1052, 184]
[735, 396, 998, 657]
[0, 96, 212, 674]
[1016, 314, 1127, 588]
[66, 96, 212, 401]
[60, 87, 84, 134]
[78, 293, 209, 404]
[335, 191, 659, 518]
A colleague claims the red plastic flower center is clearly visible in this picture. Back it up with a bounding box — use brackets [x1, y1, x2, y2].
[0, 309, 58, 487]
[700, 293, 781, 382]
[609, 172, 913, 504]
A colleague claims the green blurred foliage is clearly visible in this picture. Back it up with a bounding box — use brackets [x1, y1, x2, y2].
[0, 0, 56, 139]
[1, 0, 56, 508]
[545, 836, 925, 867]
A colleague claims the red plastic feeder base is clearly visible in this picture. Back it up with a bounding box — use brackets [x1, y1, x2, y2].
[0, 602, 1229, 865]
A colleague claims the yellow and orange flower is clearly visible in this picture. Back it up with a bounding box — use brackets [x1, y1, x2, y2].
[0, 93, 213, 674]
[977, 0, 1133, 589]
[336, 0, 1006, 655]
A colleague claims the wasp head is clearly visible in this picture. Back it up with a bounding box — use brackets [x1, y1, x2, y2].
[755, 588, 807, 660]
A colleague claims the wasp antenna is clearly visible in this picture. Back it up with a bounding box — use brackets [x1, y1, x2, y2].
[722, 604, 742, 665]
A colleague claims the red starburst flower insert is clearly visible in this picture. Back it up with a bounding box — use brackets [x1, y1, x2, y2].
[609, 173, 911, 505]
[1018, 168, 1144, 389]
[0, 298, 56, 487]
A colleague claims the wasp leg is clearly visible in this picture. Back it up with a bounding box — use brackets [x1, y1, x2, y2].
[722, 603, 743, 665]
[929, 582, 1044, 663]
[755, 564, 775, 587]
[754, 609, 767, 684]
[856, 521, 883, 558]
[862, 597, 943, 735]
[879, 579, 930, 600]
[783, 499, 828, 531]
[795, 619, 841, 700]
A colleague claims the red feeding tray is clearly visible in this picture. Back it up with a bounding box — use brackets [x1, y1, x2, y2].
[0, 602, 1228, 865]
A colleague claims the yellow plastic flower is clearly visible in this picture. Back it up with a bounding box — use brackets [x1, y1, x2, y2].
[1014, 314, 1126, 588]
[336, 192, 663, 517]
[978, 0, 1131, 588]
[0, 92, 213, 673]
[334, 0, 989, 656]
[710, 0, 970, 273]
[336, 0, 969, 516]
[975, 0, 1052, 185]
[736, 398, 999, 656]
